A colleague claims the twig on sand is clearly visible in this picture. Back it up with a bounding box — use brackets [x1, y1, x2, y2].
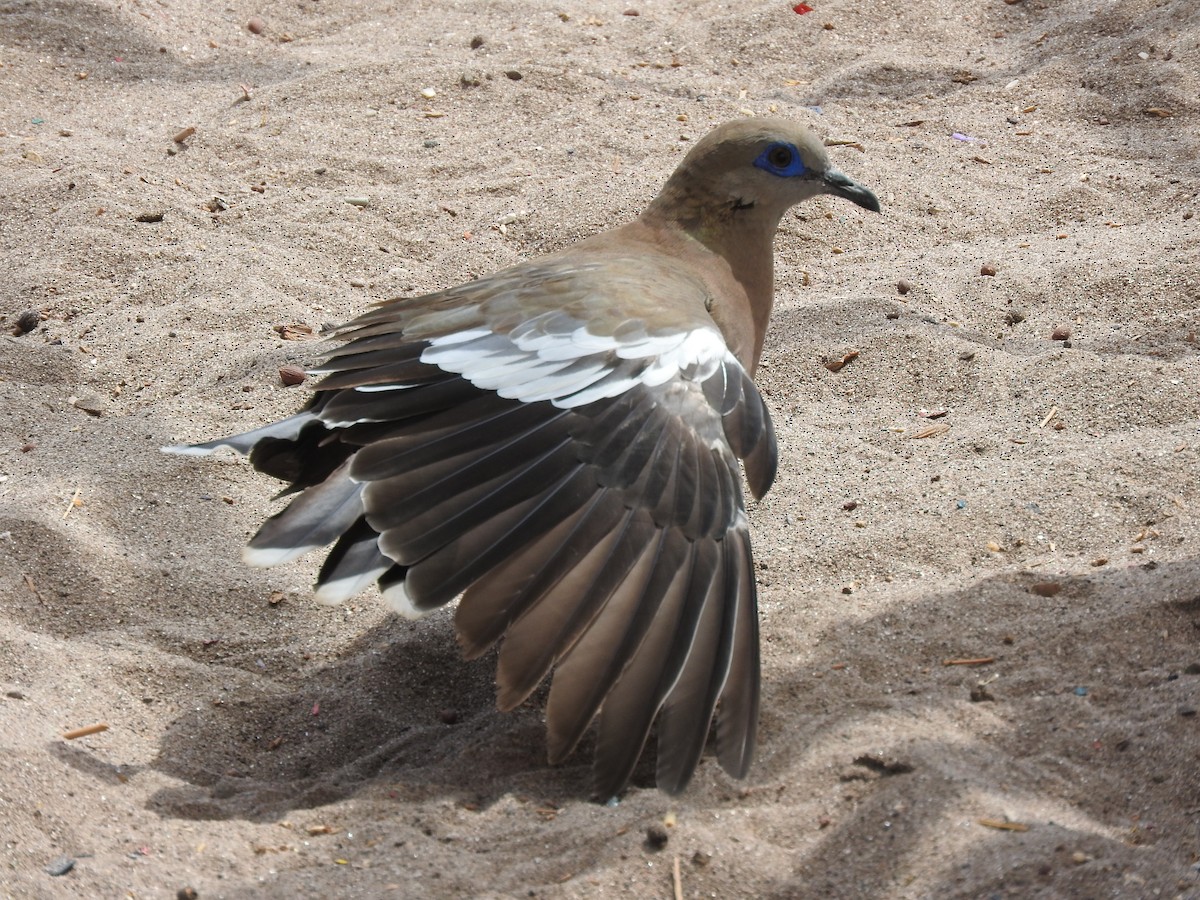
[63, 487, 83, 519]
[22, 573, 45, 604]
[978, 818, 1030, 832]
[63, 723, 109, 740]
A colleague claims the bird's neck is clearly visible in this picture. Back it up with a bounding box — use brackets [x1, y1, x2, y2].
[642, 186, 780, 370]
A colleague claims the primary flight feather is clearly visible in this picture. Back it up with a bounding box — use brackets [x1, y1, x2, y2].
[167, 118, 880, 798]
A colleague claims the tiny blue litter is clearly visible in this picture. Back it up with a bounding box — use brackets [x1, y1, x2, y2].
[956, 499, 967, 509]
[1074, 686, 1088, 696]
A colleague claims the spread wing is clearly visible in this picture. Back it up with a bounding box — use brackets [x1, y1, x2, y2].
[170, 253, 777, 797]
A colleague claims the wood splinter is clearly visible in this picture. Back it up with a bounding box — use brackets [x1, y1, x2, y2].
[63, 723, 109, 740]
[824, 349, 859, 373]
[63, 487, 83, 520]
[22, 573, 46, 604]
[943, 657, 996, 667]
[978, 818, 1030, 832]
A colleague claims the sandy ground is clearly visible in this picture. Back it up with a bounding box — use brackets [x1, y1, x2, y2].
[2, 0, 1199, 896]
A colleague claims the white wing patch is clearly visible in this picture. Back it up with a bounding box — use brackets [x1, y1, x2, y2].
[418, 312, 729, 409]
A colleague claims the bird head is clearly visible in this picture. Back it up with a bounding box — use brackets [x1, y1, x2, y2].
[648, 118, 880, 236]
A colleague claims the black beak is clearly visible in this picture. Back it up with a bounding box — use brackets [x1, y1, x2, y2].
[823, 169, 881, 213]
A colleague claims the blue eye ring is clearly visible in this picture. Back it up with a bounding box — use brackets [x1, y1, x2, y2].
[754, 142, 807, 177]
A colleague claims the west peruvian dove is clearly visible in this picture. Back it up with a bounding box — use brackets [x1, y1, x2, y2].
[167, 118, 880, 798]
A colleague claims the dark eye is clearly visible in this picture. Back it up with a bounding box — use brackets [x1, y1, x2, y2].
[767, 145, 794, 169]
[754, 142, 806, 177]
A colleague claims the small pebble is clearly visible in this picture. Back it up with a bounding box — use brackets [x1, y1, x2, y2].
[438, 708, 459, 724]
[279, 365, 306, 386]
[1051, 324, 1071, 341]
[1183, 663, 1200, 675]
[980, 263, 997, 276]
[842, 500, 858, 511]
[469, 35, 485, 49]
[1180, 706, 1197, 718]
[969, 684, 995, 702]
[896, 278, 912, 295]
[504, 70, 523, 80]
[1004, 308, 1026, 326]
[247, 16, 265, 34]
[177, 889, 199, 900]
[420, 87, 437, 99]
[45, 855, 75, 876]
[5, 690, 26, 699]
[623, 7, 640, 14]
[72, 394, 106, 416]
[14, 309, 41, 334]
[645, 823, 669, 850]
[692, 850, 712, 866]
[1029, 582, 1062, 597]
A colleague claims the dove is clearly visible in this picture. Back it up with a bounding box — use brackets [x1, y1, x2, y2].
[166, 118, 880, 798]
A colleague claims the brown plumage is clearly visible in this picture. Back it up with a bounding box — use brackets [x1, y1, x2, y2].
[167, 118, 879, 798]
